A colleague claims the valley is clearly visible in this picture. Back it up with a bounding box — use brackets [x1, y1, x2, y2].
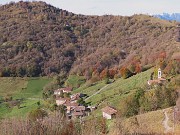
[0, 1, 180, 135]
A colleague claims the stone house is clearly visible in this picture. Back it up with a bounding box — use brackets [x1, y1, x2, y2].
[54, 87, 73, 95]
[101, 106, 117, 119]
[56, 98, 70, 106]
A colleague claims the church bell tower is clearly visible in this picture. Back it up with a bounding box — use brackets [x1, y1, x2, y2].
[158, 68, 162, 79]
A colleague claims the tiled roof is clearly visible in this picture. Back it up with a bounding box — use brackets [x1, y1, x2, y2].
[101, 106, 117, 115]
[71, 93, 81, 101]
[147, 78, 166, 85]
[73, 106, 86, 111]
[56, 97, 70, 101]
[54, 89, 62, 93]
[72, 112, 84, 116]
[158, 78, 166, 81]
[65, 102, 79, 107]
[54, 87, 73, 92]
[62, 87, 73, 92]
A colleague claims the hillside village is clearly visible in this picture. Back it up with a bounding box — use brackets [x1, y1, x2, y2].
[53, 67, 180, 121]
[0, 1, 180, 135]
[54, 87, 96, 119]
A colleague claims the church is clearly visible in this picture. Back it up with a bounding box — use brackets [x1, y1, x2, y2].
[147, 68, 166, 86]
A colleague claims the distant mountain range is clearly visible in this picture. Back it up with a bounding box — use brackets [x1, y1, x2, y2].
[154, 13, 180, 22]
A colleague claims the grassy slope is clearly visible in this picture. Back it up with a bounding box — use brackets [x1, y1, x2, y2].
[69, 69, 153, 119]
[15, 78, 52, 98]
[73, 69, 153, 107]
[0, 77, 52, 98]
[0, 77, 27, 96]
[166, 107, 180, 134]
[65, 75, 86, 88]
[72, 81, 107, 96]
[115, 108, 180, 134]
[1, 100, 39, 118]
[0, 77, 52, 118]
[109, 109, 164, 134]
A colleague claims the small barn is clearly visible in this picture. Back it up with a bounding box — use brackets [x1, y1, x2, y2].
[101, 106, 117, 119]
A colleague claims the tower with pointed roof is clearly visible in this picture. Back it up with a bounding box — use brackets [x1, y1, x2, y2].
[158, 68, 162, 79]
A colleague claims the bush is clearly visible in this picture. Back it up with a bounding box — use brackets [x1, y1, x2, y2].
[104, 78, 109, 84]
[28, 109, 48, 121]
[119, 67, 133, 79]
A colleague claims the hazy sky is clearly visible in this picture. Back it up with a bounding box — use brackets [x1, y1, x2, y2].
[0, 0, 180, 16]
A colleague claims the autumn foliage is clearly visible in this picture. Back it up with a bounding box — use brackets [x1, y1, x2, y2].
[119, 67, 132, 79]
[0, 1, 178, 78]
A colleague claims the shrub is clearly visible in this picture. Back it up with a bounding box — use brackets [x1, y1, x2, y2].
[28, 109, 48, 121]
[119, 67, 133, 79]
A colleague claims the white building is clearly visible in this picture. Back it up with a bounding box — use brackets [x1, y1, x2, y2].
[101, 106, 117, 119]
[54, 87, 73, 95]
[158, 68, 162, 79]
[54, 89, 62, 95]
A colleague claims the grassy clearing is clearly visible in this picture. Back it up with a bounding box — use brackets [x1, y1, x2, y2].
[72, 81, 106, 95]
[0, 77, 27, 96]
[109, 108, 180, 135]
[84, 69, 153, 106]
[0, 77, 52, 98]
[0, 99, 46, 119]
[65, 75, 86, 88]
[166, 107, 180, 134]
[109, 109, 164, 134]
[3, 99, 40, 118]
[0, 77, 52, 118]
[0, 103, 12, 118]
[15, 78, 52, 98]
[71, 69, 153, 121]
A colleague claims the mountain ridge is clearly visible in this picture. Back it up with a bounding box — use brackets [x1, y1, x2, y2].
[154, 13, 180, 22]
[0, 1, 178, 78]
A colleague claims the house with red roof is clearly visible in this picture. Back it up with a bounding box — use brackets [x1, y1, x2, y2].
[55, 97, 70, 106]
[54, 87, 73, 95]
[101, 106, 117, 119]
[72, 112, 84, 118]
[70, 93, 81, 103]
[71, 106, 86, 118]
[73, 106, 86, 112]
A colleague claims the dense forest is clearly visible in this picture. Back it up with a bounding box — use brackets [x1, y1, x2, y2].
[0, 1, 179, 78]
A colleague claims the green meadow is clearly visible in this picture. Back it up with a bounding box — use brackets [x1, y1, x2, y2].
[0, 77, 52, 118]
[0, 69, 153, 118]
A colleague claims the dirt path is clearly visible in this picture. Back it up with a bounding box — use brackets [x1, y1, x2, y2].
[162, 109, 172, 133]
[27, 98, 43, 100]
[85, 84, 109, 101]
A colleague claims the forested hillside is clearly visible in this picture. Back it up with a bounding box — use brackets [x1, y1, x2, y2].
[0, 1, 179, 78]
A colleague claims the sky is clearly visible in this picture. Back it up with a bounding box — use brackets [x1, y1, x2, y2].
[0, 0, 180, 16]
